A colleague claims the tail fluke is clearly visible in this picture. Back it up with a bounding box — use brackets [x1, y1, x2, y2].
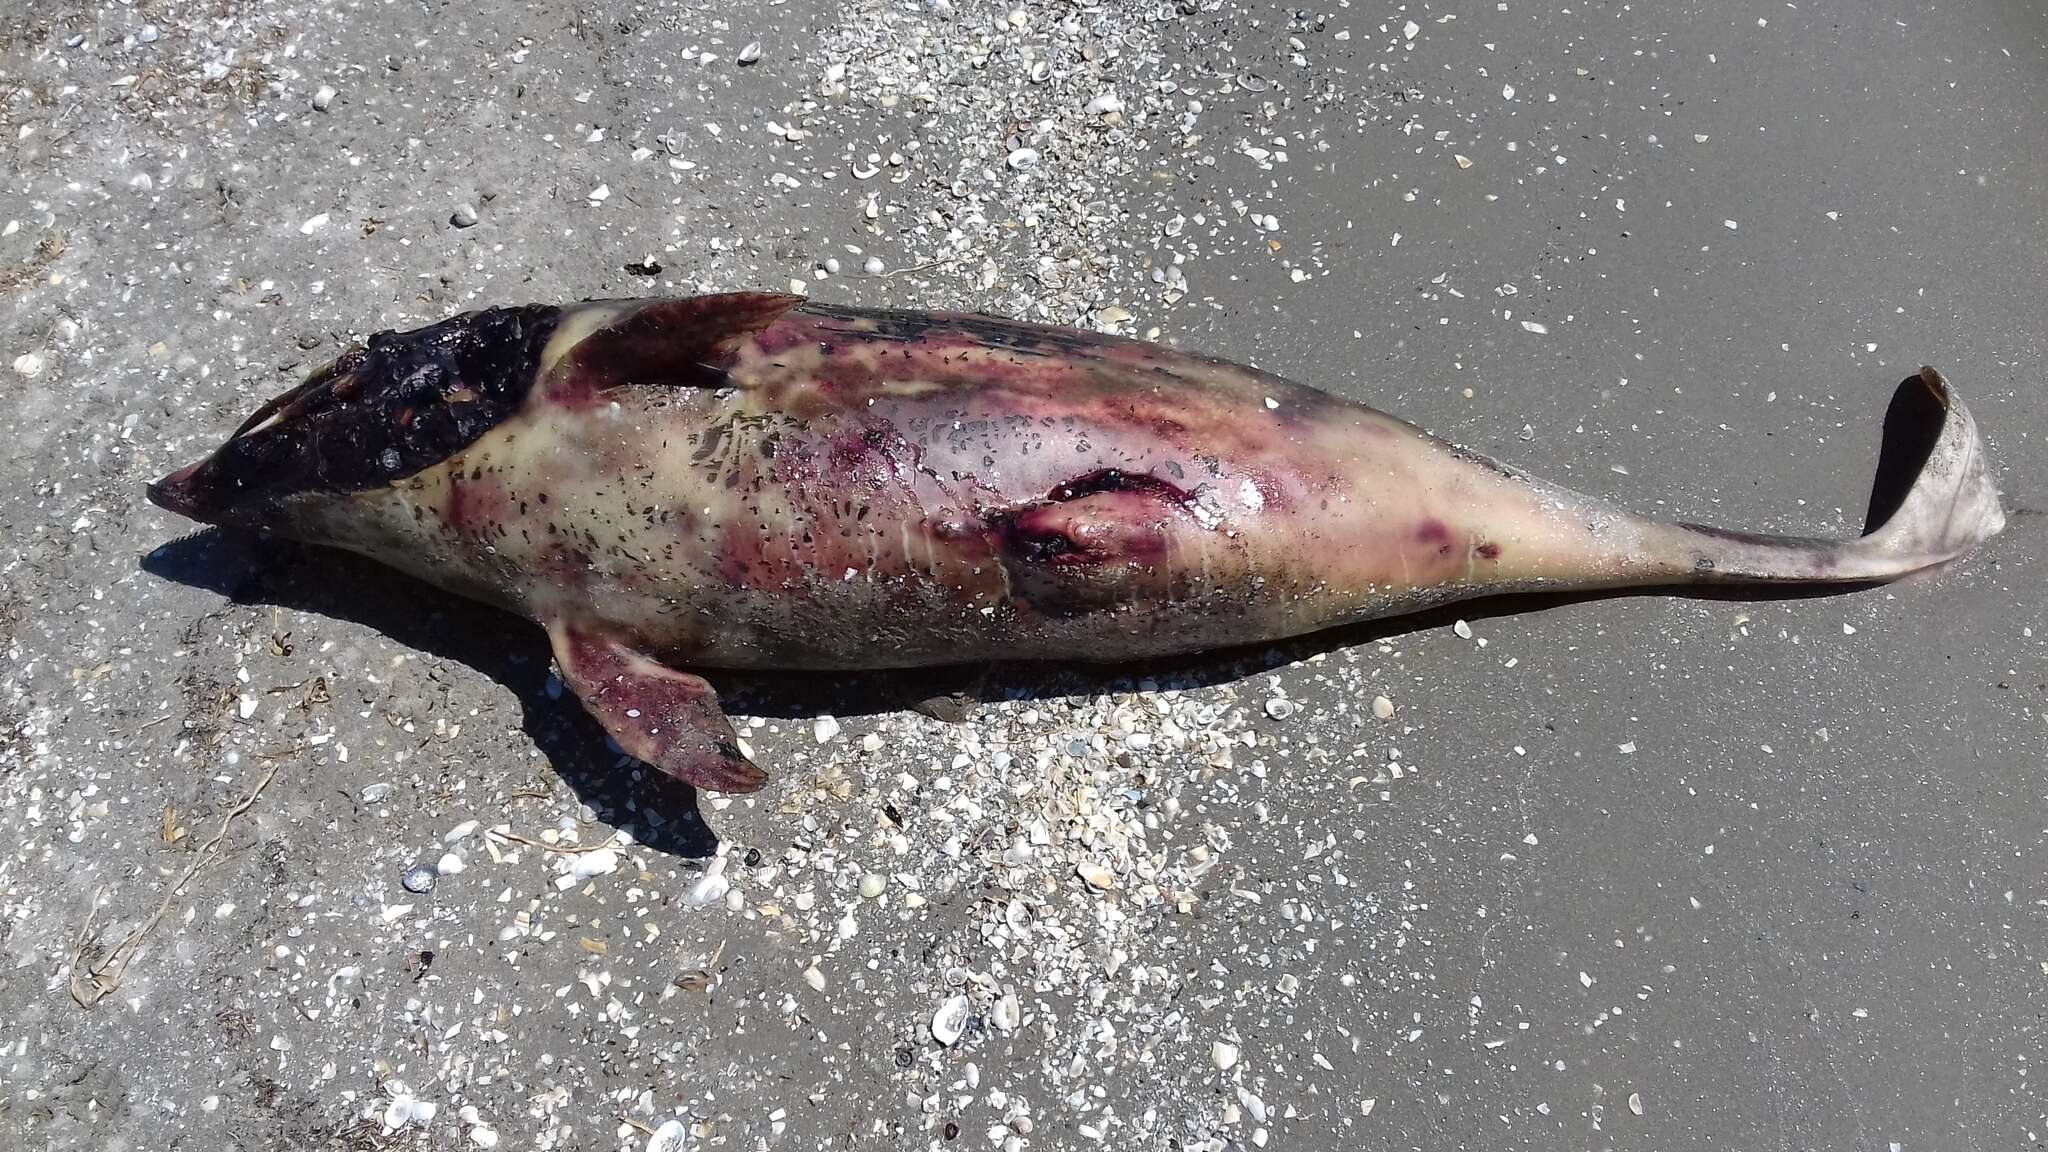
[1657, 368, 2005, 584]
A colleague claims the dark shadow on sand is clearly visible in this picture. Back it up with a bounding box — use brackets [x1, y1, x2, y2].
[142, 530, 721, 857]
[140, 527, 1912, 858]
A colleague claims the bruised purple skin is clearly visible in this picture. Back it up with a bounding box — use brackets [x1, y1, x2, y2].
[148, 293, 2007, 794]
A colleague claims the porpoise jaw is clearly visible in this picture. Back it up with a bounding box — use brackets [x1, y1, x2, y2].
[144, 458, 210, 521]
[145, 294, 2007, 793]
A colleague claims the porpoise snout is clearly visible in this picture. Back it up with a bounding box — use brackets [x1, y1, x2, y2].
[146, 457, 219, 523]
[146, 451, 279, 529]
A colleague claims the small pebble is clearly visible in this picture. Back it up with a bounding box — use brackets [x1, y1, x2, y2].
[1371, 695, 1395, 720]
[312, 84, 336, 111]
[1211, 1040, 1240, 1071]
[737, 41, 762, 65]
[864, 256, 886, 275]
[859, 872, 887, 898]
[435, 853, 464, 876]
[1453, 619, 1474, 640]
[12, 353, 44, 379]
[814, 715, 841, 743]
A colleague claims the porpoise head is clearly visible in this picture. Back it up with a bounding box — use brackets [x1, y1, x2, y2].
[147, 304, 561, 532]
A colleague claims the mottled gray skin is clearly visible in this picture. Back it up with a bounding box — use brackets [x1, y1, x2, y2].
[148, 293, 2006, 791]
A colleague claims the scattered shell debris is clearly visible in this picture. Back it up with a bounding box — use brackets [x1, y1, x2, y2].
[0, 0, 2032, 1150]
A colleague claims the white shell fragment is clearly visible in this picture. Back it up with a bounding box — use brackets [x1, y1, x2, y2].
[570, 848, 620, 880]
[991, 992, 1021, 1033]
[646, 1119, 689, 1152]
[686, 857, 730, 906]
[382, 1091, 437, 1135]
[931, 994, 971, 1046]
[1211, 1040, 1240, 1071]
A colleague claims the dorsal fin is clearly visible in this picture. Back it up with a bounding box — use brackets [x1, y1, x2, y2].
[568, 292, 803, 390]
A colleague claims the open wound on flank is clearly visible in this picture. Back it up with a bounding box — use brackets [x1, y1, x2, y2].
[545, 621, 767, 793]
[987, 469, 1211, 615]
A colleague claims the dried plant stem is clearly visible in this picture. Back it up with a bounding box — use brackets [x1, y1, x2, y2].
[69, 760, 284, 1008]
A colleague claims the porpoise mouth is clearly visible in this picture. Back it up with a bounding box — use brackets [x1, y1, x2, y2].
[144, 458, 213, 521]
[144, 347, 369, 528]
